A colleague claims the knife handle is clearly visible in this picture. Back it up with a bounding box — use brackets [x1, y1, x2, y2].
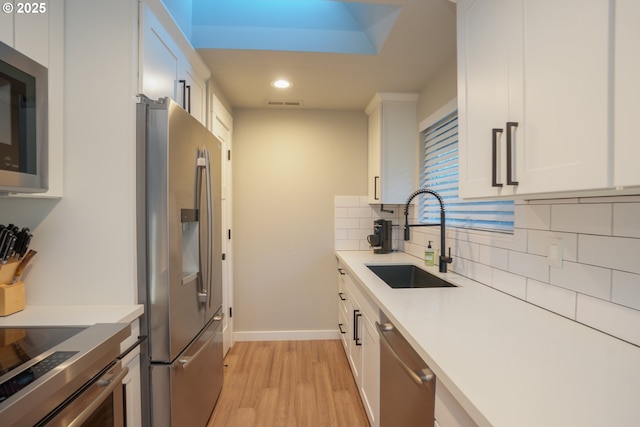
[13, 250, 37, 283]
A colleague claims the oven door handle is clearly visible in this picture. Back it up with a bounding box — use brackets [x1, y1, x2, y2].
[67, 366, 129, 427]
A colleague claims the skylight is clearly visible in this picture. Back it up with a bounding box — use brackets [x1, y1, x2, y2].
[161, 0, 402, 55]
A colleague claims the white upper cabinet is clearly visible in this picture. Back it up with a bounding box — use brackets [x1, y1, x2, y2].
[140, 3, 209, 125]
[3, 0, 64, 198]
[0, 2, 11, 45]
[613, 0, 640, 188]
[366, 93, 418, 205]
[140, 6, 179, 103]
[457, 0, 612, 199]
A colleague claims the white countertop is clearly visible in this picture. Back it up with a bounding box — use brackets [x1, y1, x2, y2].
[0, 304, 144, 326]
[337, 251, 640, 427]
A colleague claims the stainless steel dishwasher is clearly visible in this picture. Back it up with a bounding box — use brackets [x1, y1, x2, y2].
[377, 313, 435, 427]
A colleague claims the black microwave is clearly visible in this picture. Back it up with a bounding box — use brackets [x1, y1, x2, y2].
[0, 41, 47, 193]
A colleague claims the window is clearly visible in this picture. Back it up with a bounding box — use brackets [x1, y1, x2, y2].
[420, 109, 514, 234]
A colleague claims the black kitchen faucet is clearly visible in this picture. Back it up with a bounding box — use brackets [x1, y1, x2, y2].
[403, 189, 453, 273]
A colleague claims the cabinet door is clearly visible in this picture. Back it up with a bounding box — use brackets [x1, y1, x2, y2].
[368, 103, 382, 204]
[14, 1, 49, 67]
[337, 275, 350, 353]
[513, 0, 611, 195]
[614, 0, 640, 187]
[435, 379, 479, 427]
[349, 304, 363, 385]
[457, 0, 513, 199]
[140, 8, 178, 102]
[179, 63, 207, 125]
[458, 0, 612, 198]
[361, 313, 380, 427]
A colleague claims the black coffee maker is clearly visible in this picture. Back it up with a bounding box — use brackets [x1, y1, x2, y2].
[367, 219, 392, 254]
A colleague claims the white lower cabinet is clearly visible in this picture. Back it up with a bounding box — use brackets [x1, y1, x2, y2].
[338, 259, 479, 427]
[120, 319, 143, 427]
[435, 379, 478, 427]
[337, 262, 379, 427]
[360, 312, 379, 426]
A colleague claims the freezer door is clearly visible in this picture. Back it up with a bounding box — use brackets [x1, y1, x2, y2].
[149, 311, 224, 427]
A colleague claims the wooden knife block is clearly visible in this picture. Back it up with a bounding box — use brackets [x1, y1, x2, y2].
[0, 260, 25, 316]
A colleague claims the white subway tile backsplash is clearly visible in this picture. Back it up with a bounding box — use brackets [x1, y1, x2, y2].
[453, 239, 480, 263]
[526, 279, 577, 319]
[508, 251, 549, 282]
[612, 270, 640, 311]
[348, 228, 370, 241]
[478, 245, 509, 270]
[527, 230, 578, 262]
[579, 234, 640, 274]
[492, 269, 527, 299]
[453, 259, 492, 286]
[335, 218, 360, 229]
[348, 207, 373, 218]
[550, 203, 612, 235]
[576, 294, 640, 346]
[549, 261, 611, 300]
[335, 229, 348, 240]
[515, 204, 550, 230]
[360, 240, 372, 251]
[613, 203, 640, 238]
[335, 240, 360, 251]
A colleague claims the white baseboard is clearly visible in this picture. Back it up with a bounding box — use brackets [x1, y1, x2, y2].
[233, 329, 340, 342]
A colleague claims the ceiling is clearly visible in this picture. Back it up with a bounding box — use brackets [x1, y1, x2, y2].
[182, 0, 458, 110]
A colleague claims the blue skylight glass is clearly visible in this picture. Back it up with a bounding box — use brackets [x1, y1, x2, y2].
[161, 0, 401, 55]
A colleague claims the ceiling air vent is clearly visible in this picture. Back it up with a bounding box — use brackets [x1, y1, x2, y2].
[266, 100, 303, 108]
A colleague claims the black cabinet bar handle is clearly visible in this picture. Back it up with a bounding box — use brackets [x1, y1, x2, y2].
[506, 122, 519, 185]
[337, 268, 346, 275]
[354, 310, 362, 346]
[374, 176, 380, 200]
[179, 80, 187, 110]
[492, 128, 504, 187]
[338, 292, 346, 301]
[338, 323, 346, 334]
[186, 84, 191, 113]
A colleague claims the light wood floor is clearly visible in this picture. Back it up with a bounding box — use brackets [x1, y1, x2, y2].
[207, 340, 370, 427]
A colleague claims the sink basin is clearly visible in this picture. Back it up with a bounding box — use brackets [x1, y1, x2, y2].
[367, 264, 456, 289]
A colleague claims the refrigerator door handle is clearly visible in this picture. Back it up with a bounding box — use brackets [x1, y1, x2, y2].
[196, 150, 208, 304]
[204, 148, 214, 309]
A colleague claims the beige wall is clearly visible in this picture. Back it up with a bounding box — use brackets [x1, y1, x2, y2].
[232, 109, 368, 335]
[417, 57, 458, 123]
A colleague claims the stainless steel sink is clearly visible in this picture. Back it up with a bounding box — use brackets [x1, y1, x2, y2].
[367, 264, 456, 289]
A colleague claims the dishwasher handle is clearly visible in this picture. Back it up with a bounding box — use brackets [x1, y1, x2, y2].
[376, 321, 434, 387]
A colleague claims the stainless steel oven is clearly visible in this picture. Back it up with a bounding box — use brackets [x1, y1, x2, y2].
[0, 323, 130, 427]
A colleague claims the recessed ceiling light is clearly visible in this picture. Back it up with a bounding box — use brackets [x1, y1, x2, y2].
[271, 79, 292, 89]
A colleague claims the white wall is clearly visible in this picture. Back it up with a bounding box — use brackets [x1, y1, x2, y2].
[0, 0, 139, 304]
[232, 108, 367, 339]
[417, 57, 458, 122]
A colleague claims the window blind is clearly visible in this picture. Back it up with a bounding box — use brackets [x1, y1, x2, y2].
[419, 111, 514, 234]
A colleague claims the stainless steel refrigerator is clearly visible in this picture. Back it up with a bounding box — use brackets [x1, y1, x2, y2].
[136, 97, 223, 427]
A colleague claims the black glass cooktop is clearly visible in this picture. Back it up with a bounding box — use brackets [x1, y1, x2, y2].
[0, 327, 85, 377]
